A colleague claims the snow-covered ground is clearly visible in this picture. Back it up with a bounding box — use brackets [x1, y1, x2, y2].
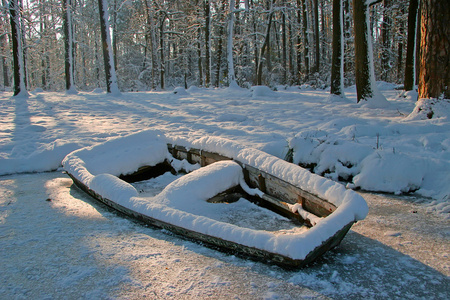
[0, 85, 449, 298]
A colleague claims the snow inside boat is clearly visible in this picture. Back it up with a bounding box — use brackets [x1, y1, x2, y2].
[62, 130, 368, 268]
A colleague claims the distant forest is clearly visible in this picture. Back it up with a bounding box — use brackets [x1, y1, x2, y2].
[1, 0, 448, 101]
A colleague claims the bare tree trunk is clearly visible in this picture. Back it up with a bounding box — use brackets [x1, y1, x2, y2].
[159, 15, 166, 90]
[352, 0, 382, 103]
[63, 0, 76, 92]
[227, 0, 237, 86]
[98, 0, 120, 94]
[404, 0, 419, 91]
[418, 0, 450, 99]
[380, 0, 391, 81]
[256, 3, 275, 86]
[313, 0, 320, 73]
[1, 7, 9, 88]
[9, 0, 27, 96]
[330, 0, 344, 96]
[197, 27, 203, 86]
[282, 10, 287, 84]
[204, 0, 211, 87]
[301, 0, 309, 81]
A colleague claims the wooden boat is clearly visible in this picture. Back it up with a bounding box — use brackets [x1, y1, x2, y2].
[62, 130, 368, 268]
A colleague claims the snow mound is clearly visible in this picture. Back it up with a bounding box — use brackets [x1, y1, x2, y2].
[405, 98, 450, 120]
[251, 86, 277, 98]
[173, 87, 189, 96]
[353, 150, 427, 194]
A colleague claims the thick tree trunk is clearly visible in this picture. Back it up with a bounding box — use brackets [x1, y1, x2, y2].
[418, 0, 450, 99]
[98, 0, 120, 94]
[9, 0, 27, 96]
[404, 0, 419, 91]
[330, 0, 344, 96]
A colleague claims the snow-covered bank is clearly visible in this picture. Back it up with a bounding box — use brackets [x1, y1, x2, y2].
[0, 172, 448, 299]
[0, 85, 449, 218]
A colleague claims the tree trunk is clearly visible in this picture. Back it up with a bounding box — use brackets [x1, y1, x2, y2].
[256, 5, 275, 86]
[9, 0, 27, 96]
[282, 11, 287, 84]
[418, 0, 450, 99]
[301, 0, 309, 80]
[215, 25, 223, 87]
[1, 18, 9, 88]
[313, 0, 320, 73]
[352, 0, 382, 103]
[159, 15, 166, 90]
[296, 0, 302, 84]
[380, 0, 391, 81]
[98, 0, 120, 94]
[330, 0, 344, 96]
[404, 0, 419, 91]
[227, 0, 237, 86]
[197, 27, 203, 86]
[63, 0, 76, 93]
[204, 0, 211, 87]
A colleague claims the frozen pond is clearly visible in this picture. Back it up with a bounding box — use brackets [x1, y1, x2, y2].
[1, 171, 448, 299]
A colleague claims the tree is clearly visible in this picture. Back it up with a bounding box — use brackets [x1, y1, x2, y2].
[1, 1, 9, 88]
[63, 0, 76, 93]
[204, 0, 211, 87]
[352, 0, 388, 106]
[380, 0, 391, 81]
[404, 0, 419, 91]
[330, 0, 344, 96]
[417, 0, 449, 100]
[227, 0, 237, 87]
[313, 0, 320, 73]
[98, 0, 120, 94]
[256, 0, 275, 86]
[9, 0, 27, 96]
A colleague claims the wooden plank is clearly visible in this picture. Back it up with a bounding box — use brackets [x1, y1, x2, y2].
[167, 144, 336, 217]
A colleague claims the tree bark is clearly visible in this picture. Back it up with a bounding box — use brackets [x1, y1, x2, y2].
[227, 0, 236, 86]
[404, 0, 419, 91]
[9, 0, 27, 96]
[313, 0, 320, 73]
[380, 0, 391, 81]
[330, 0, 343, 96]
[418, 0, 450, 99]
[256, 4, 275, 86]
[98, 0, 120, 94]
[352, 0, 379, 102]
[1, 16, 9, 88]
[204, 0, 211, 87]
[63, 0, 76, 92]
[301, 0, 309, 80]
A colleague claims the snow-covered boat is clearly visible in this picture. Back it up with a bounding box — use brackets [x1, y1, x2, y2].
[62, 130, 368, 268]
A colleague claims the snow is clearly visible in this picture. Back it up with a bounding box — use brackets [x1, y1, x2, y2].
[0, 85, 449, 298]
